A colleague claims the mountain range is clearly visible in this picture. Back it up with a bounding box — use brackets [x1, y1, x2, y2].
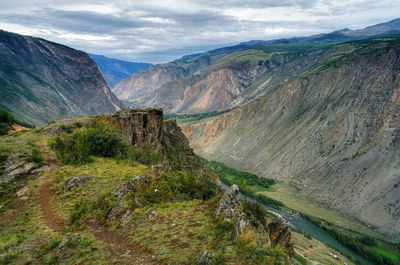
[112, 19, 400, 240]
[113, 18, 400, 114]
[0, 30, 122, 126]
[89, 54, 152, 88]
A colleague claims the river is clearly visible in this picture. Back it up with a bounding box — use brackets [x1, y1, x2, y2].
[220, 182, 374, 265]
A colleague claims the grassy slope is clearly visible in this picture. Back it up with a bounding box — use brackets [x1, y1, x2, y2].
[0, 124, 288, 264]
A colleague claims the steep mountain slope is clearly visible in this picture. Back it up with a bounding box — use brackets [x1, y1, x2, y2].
[89, 54, 152, 87]
[181, 37, 400, 240]
[0, 30, 122, 126]
[113, 19, 400, 114]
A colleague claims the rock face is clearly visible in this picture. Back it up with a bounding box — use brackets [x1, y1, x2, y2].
[184, 38, 400, 239]
[268, 219, 294, 256]
[0, 30, 122, 126]
[214, 184, 240, 221]
[100, 109, 163, 148]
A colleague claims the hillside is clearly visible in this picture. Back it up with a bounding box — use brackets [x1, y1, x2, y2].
[181, 37, 400, 241]
[89, 54, 152, 87]
[1, 109, 343, 264]
[0, 30, 122, 126]
[113, 19, 400, 114]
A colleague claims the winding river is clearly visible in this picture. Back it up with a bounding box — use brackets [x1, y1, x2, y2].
[220, 182, 374, 265]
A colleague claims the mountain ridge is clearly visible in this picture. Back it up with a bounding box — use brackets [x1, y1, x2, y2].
[0, 30, 123, 125]
[88, 53, 152, 88]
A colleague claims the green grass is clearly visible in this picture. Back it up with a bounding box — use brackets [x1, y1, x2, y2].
[294, 253, 308, 265]
[201, 158, 283, 207]
[165, 109, 234, 125]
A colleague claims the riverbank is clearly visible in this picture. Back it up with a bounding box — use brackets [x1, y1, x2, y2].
[202, 158, 400, 265]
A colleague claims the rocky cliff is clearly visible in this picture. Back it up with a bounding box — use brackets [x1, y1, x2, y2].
[99, 108, 163, 149]
[0, 30, 122, 125]
[182, 37, 400, 240]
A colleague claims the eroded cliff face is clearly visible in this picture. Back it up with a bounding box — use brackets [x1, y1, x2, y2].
[100, 109, 163, 149]
[182, 39, 400, 239]
[0, 30, 122, 125]
[99, 108, 204, 172]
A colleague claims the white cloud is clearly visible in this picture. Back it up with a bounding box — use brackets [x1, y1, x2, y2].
[0, 0, 398, 63]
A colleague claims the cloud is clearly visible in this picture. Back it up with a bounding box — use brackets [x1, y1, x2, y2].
[0, 0, 398, 63]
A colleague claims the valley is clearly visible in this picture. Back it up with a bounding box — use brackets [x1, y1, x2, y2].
[0, 9, 400, 265]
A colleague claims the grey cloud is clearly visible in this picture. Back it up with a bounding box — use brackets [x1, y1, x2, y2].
[0, 0, 398, 63]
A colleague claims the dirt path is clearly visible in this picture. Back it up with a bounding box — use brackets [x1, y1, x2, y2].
[36, 138, 162, 264]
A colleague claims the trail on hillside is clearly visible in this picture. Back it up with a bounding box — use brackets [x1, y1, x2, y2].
[37, 138, 162, 264]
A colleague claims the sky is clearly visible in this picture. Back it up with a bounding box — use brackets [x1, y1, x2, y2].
[0, 0, 398, 63]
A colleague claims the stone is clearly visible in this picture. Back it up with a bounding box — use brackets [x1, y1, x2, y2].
[215, 184, 240, 221]
[198, 251, 213, 265]
[64, 176, 92, 191]
[107, 201, 127, 222]
[268, 218, 295, 257]
[114, 175, 149, 199]
[232, 213, 250, 241]
[16, 186, 30, 197]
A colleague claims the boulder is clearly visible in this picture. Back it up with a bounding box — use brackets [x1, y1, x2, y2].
[268, 218, 294, 256]
[198, 251, 213, 265]
[64, 176, 92, 191]
[215, 184, 240, 221]
[114, 175, 149, 199]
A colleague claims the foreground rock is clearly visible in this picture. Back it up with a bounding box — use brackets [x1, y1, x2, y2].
[268, 219, 295, 256]
[198, 251, 214, 265]
[214, 184, 240, 221]
[64, 176, 92, 191]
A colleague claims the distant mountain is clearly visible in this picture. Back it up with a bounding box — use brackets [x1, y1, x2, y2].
[113, 18, 400, 113]
[182, 37, 400, 240]
[0, 30, 122, 125]
[89, 54, 152, 88]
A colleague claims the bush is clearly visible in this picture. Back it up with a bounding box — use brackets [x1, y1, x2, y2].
[0, 108, 14, 135]
[0, 108, 14, 124]
[51, 121, 129, 164]
[133, 171, 217, 205]
[27, 148, 44, 165]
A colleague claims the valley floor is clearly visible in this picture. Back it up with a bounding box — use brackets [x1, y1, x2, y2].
[259, 184, 382, 240]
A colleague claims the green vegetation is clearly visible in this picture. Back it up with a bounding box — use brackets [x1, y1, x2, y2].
[51, 120, 129, 164]
[294, 254, 308, 265]
[302, 214, 400, 265]
[165, 109, 233, 125]
[0, 108, 14, 135]
[201, 158, 283, 207]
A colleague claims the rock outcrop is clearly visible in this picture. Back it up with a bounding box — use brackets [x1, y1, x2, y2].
[268, 219, 294, 257]
[232, 213, 250, 241]
[64, 176, 92, 191]
[100, 109, 163, 148]
[214, 184, 240, 221]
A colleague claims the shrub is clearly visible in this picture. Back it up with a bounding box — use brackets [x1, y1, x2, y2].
[51, 121, 129, 164]
[0, 108, 14, 123]
[27, 148, 44, 165]
[133, 171, 217, 205]
[242, 201, 269, 228]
